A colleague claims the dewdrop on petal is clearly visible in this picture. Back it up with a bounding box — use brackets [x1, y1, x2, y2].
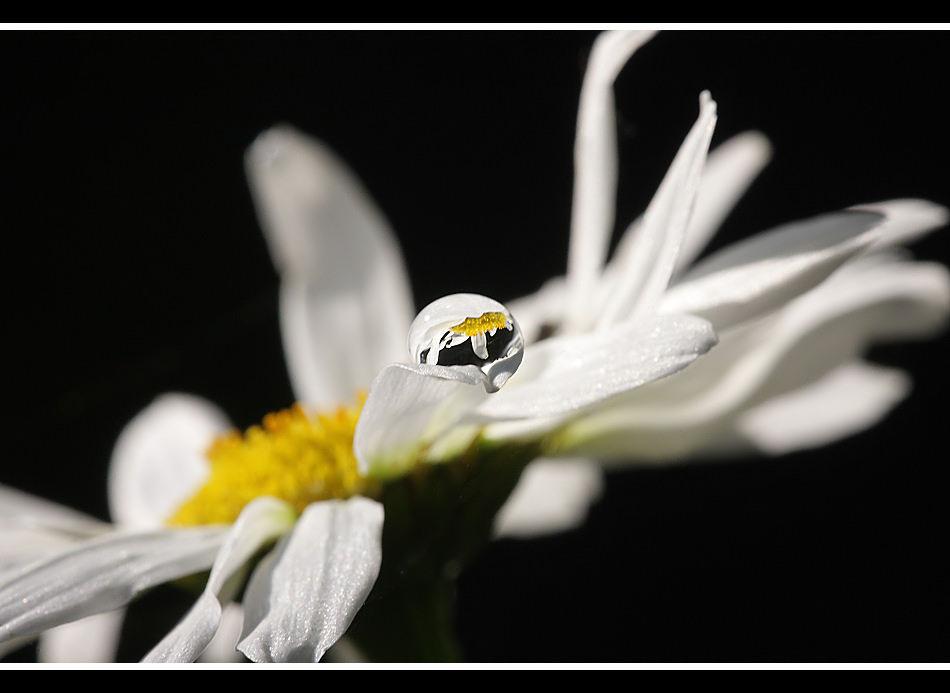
[408, 293, 525, 393]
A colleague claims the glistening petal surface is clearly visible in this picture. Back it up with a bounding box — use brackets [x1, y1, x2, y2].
[143, 497, 296, 663]
[355, 363, 490, 479]
[237, 497, 384, 663]
[0, 526, 226, 644]
[246, 125, 415, 407]
[476, 313, 718, 421]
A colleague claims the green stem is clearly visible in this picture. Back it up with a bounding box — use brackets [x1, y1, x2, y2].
[344, 439, 542, 662]
[346, 574, 462, 662]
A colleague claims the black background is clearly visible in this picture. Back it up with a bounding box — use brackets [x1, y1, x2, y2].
[1, 28, 948, 663]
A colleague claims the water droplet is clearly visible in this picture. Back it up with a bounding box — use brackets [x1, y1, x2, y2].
[408, 293, 524, 392]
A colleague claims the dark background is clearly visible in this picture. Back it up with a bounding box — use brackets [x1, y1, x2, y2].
[1, 29, 948, 662]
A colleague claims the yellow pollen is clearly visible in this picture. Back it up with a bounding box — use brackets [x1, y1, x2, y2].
[168, 395, 374, 527]
[449, 311, 509, 337]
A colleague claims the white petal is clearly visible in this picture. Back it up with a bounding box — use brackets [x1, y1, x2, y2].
[597, 92, 718, 329]
[742, 254, 950, 395]
[660, 209, 884, 330]
[557, 254, 950, 462]
[734, 361, 911, 456]
[492, 458, 604, 539]
[246, 125, 414, 406]
[516, 133, 770, 340]
[237, 497, 384, 663]
[199, 602, 246, 663]
[37, 609, 125, 663]
[354, 363, 489, 479]
[0, 526, 226, 644]
[476, 313, 718, 422]
[564, 30, 656, 332]
[674, 130, 773, 275]
[850, 198, 948, 250]
[108, 393, 230, 530]
[0, 485, 108, 532]
[0, 486, 111, 569]
[506, 276, 568, 344]
[143, 498, 296, 663]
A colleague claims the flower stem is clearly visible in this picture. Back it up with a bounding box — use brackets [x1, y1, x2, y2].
[346, 438, 541, 662]
[346, 574, 462, 662]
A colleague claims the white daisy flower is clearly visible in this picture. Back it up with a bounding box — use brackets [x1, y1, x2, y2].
[1, 29, 947, 664]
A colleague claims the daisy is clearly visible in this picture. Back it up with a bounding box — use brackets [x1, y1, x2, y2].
[1, 29, 947, 664]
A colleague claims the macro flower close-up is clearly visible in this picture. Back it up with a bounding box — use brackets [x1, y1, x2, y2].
[1, 27, 948, 664]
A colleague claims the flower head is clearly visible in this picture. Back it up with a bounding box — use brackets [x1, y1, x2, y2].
[1, 29, 947, 664]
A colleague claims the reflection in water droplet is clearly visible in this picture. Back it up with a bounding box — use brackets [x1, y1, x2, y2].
[408, 293, 525, 393]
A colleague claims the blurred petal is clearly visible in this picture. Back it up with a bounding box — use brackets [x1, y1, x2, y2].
[517, 132, 771, 340]
[476, 314, 717, 421]
[558, 254, 950, 462]
[493, 458, 604, 539]
[506, 276, 567, 344]
[673, 131, 773, 275]
[660, 209, 884, 330]
[109, 393, 230, 530]
[565, 30, 656, 331]
[354, 363, 489, 479]
[0, 526, 226, 644]
[851, 198, 948, 250]
[0, 486, 111, 569]
[597, 92, 718, 328]
[734, 361, 911, 455]
[0, 485, 108, 532]
[237, 497, 383, 663]
[199, 602, 246, 663]
[37, 609, 125, 663]
[143, 498, 296, 663]
[246, 125, 414, 407]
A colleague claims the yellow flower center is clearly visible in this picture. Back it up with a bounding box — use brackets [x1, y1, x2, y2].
[450, 311, 509, 337]
[168, 395, 375, 527]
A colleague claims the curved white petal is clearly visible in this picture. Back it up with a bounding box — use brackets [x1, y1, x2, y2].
[108, 393, 230, 530]
[565, 30, 657, 331]
[851, 198, 948, 251]
[558, 254, 950, 462]
[354, 362, 489, 479]
[0, 486, 111, 569]
[506, 276, 568, 344]
[512, 133, 771, 341]
[492, 458, 604, 539]
[143, 498, 296, 663]
[476, 313, 717, 422]
[246, 125, 414, 407]
[597, 92, 718, 329]
[733, 361, 911, 456]
[0, 526, 226, 645]
[199, 602, 246, 663]
[660, 209, 884, 330]
[37, 609, 125, 663]
[673, 130, 773, 275]
[0, 485, 108, 532]
[237, 497, 384, 663]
